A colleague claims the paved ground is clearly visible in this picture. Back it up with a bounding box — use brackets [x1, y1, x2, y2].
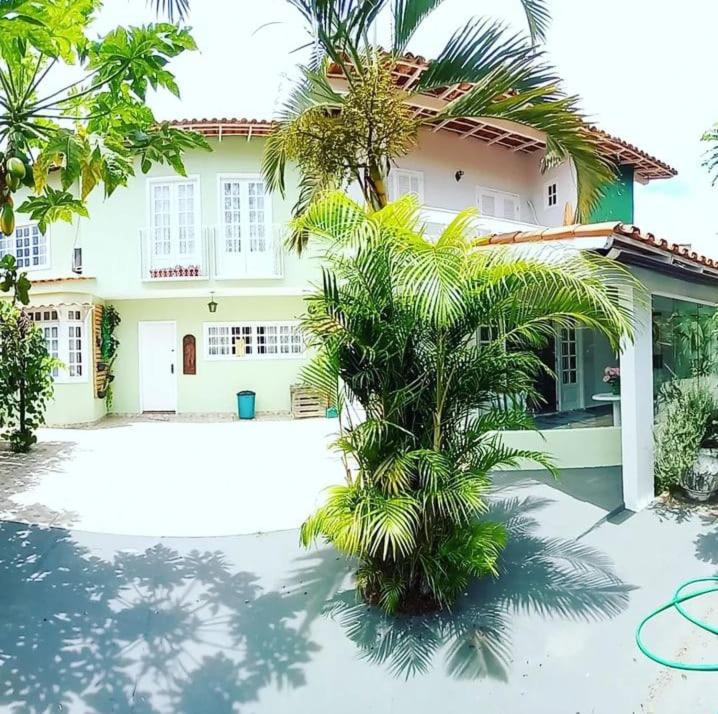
[3, 419, 718, 711]
[0, 476, 716, 713]
[0, 416, 342, 536]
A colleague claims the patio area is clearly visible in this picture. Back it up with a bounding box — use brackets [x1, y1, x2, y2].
[0, 415, 343, 536]
[0, 472, 716, 713]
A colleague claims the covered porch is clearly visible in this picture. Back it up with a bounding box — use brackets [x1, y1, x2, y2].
[490, 222, 718, 511]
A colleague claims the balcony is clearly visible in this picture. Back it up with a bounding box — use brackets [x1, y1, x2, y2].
[421, 206, 543, 239]
[139, 226, 284, 282]
[210, 225, 284, 280]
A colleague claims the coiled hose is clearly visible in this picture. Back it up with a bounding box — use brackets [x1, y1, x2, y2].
[636, 576, 718, 671]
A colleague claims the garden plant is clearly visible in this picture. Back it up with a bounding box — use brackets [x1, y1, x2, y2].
[298, 192, 637, 613]
[0, 277, 59, 452]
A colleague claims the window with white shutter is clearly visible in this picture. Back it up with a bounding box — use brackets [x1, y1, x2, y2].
[217, 176, 273, 277]
[28, 307, 88, 382]
[546, 182, 558, 208]
[389, 169, 424, 203]
[476, 186, 521, 221]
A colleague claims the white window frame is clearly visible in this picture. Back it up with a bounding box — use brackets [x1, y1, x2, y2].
[146, 175, 201, 263]
[476, 185, 521, 221]
[546, 181, 558, 209]
[389, 169, 425, 203]
[216, 173, 274, 277]
[203, 321, 305, 361]
[28, 307, 90, 384]
[0, 222, 50, 271]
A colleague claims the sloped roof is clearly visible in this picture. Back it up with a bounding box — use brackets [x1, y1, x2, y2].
[327, 52, 676, 182]
[486, 222, 718, 278]
[168, 117, 276, 138]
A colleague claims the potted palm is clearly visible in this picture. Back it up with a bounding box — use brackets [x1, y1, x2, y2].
[655, 381, 718, 501]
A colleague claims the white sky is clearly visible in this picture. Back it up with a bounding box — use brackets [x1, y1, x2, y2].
[98, 0, 718, 255]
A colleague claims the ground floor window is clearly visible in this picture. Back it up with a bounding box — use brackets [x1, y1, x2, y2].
[28, 307, 88, 382]
[204, 321, 304, 360]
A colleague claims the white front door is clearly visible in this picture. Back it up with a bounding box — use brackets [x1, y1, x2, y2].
[139, 321, 177, 412]
[557, 326, 583, 412]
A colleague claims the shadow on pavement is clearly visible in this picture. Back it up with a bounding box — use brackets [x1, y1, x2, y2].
[0, 441, 78, 526]
[296, 496, 634, 681]
[0, 496, 634, 711]
[0, 524, 319, 713]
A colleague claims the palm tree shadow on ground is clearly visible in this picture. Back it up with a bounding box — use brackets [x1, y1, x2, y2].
[0, 495, 634, 711]
[293, 496, 635, 681]
[0, 524, 321, 713]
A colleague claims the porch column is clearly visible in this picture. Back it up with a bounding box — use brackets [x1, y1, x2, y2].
[619, 287, 654, 511]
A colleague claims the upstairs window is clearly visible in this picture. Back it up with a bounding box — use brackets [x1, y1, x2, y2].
[0, 224, 48, 269]
[389, 169, 424, 203]
[477, 187, 521, 221]
[547, 182, 558, 208]
[218, 177, 271, 256]
[148, 177, 200, 259]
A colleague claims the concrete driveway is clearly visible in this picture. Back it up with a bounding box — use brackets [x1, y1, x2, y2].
[0, 416, 343, 536]
[0, 482, 716, 713]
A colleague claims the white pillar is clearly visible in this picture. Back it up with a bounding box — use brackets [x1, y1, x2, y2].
[619, 287, 655, 511]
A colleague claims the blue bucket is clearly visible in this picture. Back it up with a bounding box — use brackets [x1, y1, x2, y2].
[237, 390, 256, 420]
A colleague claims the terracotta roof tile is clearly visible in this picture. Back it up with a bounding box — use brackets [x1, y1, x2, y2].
[486, 223, 718, 276]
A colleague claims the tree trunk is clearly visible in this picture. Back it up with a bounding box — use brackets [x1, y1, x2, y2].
[366, 161, 388, 210]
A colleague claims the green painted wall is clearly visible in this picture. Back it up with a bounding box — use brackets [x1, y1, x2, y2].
[500, 426, 622, 469]
[589, 164, 634, 223]
[45, 380, 106, 426]
[111, 295, 308, 415]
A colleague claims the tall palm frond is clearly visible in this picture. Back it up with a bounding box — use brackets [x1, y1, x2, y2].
[265, 1, 614, 231]
[702, 124, 718, 185]
[151, 0, 189, 21]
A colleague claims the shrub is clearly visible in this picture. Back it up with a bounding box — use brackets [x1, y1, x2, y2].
[297, 192, 636, 614]
[0, 303, 58, 452]
[654, 381, 716, 492]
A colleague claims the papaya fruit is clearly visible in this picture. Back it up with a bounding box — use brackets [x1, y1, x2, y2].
[7, 157, 25, 180]
[0, 203, 15, 236]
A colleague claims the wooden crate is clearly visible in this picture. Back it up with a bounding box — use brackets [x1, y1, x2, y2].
[291, 385, 328, 419]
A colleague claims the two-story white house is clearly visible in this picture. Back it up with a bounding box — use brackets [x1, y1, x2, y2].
[6, 53, 718, 511]
[8, 112, 656, 424]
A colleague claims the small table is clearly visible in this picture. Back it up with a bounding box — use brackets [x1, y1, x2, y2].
[592, 392, 621, 426]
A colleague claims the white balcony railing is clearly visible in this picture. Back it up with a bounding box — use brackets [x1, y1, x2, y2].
[139, 226, 284, 282]
[140, 227, 211, 281]
[210, 225, 284, 280]
[421, 206, 543, 240]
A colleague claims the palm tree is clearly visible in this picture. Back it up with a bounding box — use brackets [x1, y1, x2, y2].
[262, 0, 616, 251]
[297, 191, 638, 613]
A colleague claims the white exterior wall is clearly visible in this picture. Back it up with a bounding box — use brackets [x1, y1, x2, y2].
[393, 127, 577, 226]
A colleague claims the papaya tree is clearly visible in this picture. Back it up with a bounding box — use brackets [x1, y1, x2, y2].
[0, 0, 208, 301]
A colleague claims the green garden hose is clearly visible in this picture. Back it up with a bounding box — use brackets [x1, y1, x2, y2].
[636, 576, 718, 671]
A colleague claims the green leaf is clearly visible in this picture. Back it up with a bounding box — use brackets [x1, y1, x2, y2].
[18, 186, 89, 232]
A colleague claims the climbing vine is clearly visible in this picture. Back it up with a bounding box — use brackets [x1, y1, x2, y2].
[98, 305, 121, 408]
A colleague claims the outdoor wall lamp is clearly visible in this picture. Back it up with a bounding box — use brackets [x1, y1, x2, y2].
[454, 170, 464, 182]
[208, 292, 218, 314]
